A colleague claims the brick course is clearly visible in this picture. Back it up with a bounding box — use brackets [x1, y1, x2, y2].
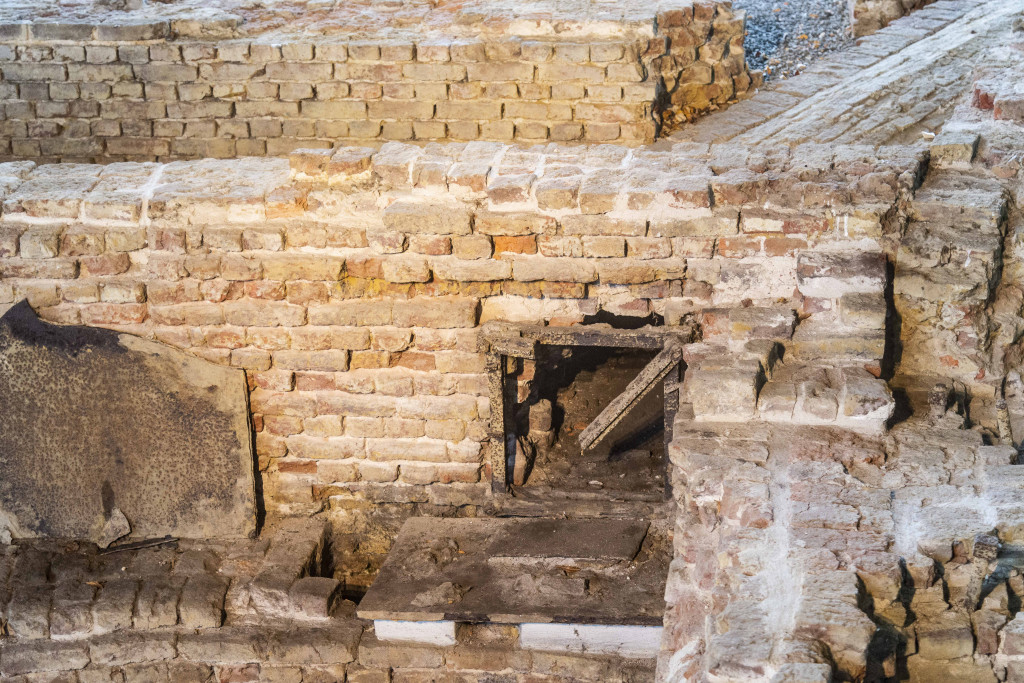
[0, 1, 751, 161]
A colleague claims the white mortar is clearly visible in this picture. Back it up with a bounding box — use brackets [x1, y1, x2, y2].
[519, 622, 662, 658]
[374, 619, 457, 646]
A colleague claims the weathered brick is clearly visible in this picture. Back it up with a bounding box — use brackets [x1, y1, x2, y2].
[261, 254, 345, 281]
[513, 256, 596, 282]
[224, 300, 306, 326]
[561, 215, 647, 237]
[433, 257, 512, 281]
[383, 200, 473, 235]
[274, 350, 350, 372]
[309, 300, 393, 326]
[475, 211, 557, 236]
[392, 296, 478, 328]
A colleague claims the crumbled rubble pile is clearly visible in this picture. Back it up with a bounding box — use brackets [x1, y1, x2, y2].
[0, 0, 752, 158]
[658, 382, 1024, 682]
[733, 0, 854, 81]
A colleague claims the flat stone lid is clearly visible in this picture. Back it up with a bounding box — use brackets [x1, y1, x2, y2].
[357, 516, 667, 625]
[0, 301, 256, 543]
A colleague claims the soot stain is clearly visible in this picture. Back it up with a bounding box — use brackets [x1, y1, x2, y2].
[0, 304, 253, 539]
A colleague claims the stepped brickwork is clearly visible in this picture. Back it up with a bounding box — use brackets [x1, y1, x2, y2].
[2, 1, 1024, 681]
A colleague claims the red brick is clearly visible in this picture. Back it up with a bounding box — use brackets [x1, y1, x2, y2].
[265, 415, 304, 436]
[392, 351, 437, 371]
[764, 237, 808, 257]
[294, 372, 337, 391]
[286, 281, 330, 305]
[244, 281, 287, 300]
[153, 228, 187, 253]
[492, 235, 536, 255]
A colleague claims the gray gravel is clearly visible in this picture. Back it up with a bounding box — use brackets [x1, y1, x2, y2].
[733, 0, 855, 81]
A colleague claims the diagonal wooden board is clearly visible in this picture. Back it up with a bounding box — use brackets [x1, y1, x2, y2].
[578, 341, 683, 453]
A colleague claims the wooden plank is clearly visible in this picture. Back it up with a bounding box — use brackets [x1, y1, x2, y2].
[526, 325, 693, 350]
[662, 363, 682, 501]
[489, 336, 537, 359]
[489, 518, 648, 560]
[578, 342, 684, 453]
[480, 321, 696, 356]
[485, 352, 508, 493]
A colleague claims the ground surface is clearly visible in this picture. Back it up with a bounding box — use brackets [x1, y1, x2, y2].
[736, 0, 855, 79]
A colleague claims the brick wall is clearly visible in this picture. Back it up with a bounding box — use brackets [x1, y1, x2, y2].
[0, 140, 924, 523]
[0, 2, 751, 161]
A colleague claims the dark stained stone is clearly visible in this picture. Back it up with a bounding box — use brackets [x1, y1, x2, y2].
[358, 516, 665, 625]
[488, 518, 649, 560]
[0, 301, 256, 542]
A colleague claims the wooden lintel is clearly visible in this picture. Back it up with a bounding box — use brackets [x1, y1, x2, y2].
[489, 337, 538, 359]
[481, 323, 695, 357]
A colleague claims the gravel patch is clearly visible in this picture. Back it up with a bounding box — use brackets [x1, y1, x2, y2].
[734, 0, 856, 81]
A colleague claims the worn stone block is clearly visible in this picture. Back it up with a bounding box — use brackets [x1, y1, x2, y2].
[839, 292, 886, 329]
[685, 367, 761, 421]
[89, 631, 177, 667]
[134, 577, 183, 630]
[289, 576, 343, 619]
[179, 574, 228, 628]
[915, 610, 974, 660]
[383, 201, 472, 235]
[0, 302, 256, 542]
[796, 252, 886, 297]
[930, 131, 979, 167]
[0, 640, 90, 676]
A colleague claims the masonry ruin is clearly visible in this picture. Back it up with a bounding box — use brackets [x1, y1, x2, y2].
[2, 0, 1024, 681]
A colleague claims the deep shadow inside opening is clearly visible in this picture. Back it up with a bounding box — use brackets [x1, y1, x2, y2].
[512, 345, 667, 497]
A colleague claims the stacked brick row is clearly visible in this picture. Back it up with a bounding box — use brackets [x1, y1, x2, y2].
[0, 2, 751, 161]
[0, 141, 923, 517]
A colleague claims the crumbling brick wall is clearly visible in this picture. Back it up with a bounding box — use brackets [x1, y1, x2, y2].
[0, 140, 922, 587]
[0, 1, 751, 161]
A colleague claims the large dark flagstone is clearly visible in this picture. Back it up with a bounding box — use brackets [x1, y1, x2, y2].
[0, 301, 256, 542]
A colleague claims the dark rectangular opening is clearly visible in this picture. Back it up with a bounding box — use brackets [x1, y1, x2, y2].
[482, 323, 692, 502]
[513, 345, 668, 497]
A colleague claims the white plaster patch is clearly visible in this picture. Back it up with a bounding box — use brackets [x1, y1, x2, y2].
[374, 619, 457, 646]
[519, 623, 662, 658]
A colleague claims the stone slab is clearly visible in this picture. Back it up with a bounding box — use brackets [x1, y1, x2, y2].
[357, 517, 665, 625]
[519, 622, 663, 657]
[0, 301, 256, 542]
[374, 620, 458, 646]
[487, 518, 648, 561]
